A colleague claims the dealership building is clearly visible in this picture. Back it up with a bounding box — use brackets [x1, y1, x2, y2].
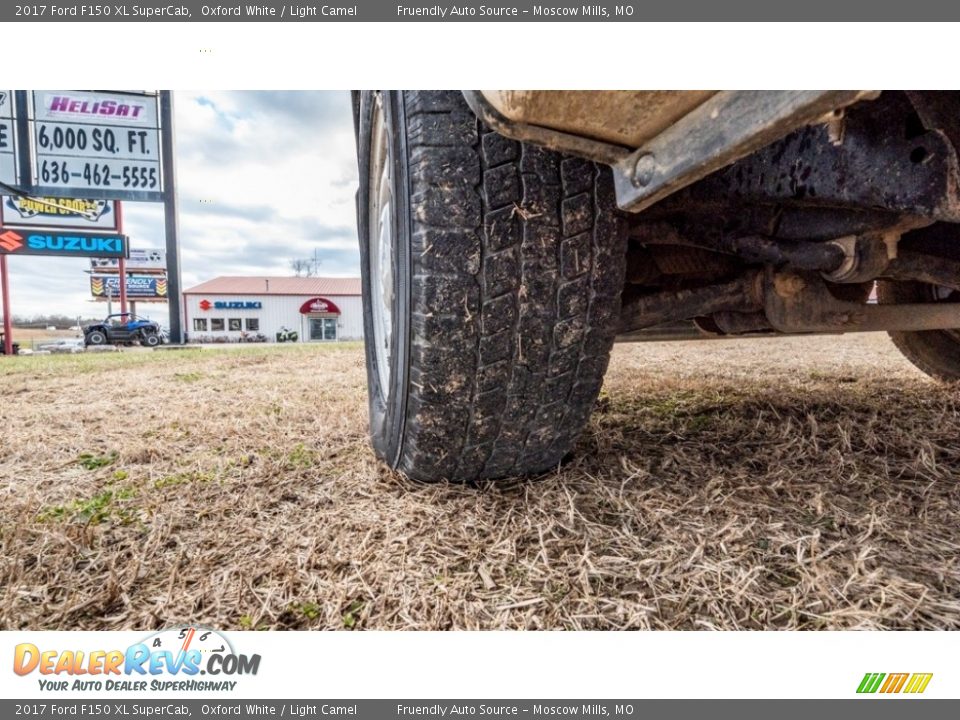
[182, 276, 363, 342]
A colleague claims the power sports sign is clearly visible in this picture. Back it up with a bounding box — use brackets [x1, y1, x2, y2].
[1, 195, 118, 231]
[29, 91, 163, 201]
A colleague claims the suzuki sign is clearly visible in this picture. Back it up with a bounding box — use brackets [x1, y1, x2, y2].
[199, 299, 263, 310]
[0, 228, 128, 258]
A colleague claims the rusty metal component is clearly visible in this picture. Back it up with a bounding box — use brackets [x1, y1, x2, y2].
[648, 245, 735, 276]
[701, 92, 960, 222]
[464, 90, 876, 212]
[906, 91, 960, 160]
[822, 236, 859, 280]
[725, 234, 846, 272]
[632, 223, 849, 273]
[764, 271, 960, 333]
[618, 247, 960, 337]
[631, 221, 691, 246]
[611, 91, 876, 213]
[766, 207, 909, 243]
[624, 245, 660, 285]
[883, 252, 960, 292]
[822, 234, 893, 283]
[710, 311, 773, 335]
[620, 272, 763, 333]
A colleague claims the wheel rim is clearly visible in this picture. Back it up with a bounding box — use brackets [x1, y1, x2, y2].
[368, 93, 394, 395]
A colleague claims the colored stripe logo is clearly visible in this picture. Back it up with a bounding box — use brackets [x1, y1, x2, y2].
[857, 672, 933, 694]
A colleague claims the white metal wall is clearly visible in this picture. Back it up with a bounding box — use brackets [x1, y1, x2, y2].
[183, 294, 364, 342]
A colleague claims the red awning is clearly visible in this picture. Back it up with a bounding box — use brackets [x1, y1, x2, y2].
[299, 297, 341, 314]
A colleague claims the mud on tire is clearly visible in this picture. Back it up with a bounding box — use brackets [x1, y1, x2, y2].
[358, 90, 627, 482]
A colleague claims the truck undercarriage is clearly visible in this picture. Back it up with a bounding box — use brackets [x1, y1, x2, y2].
[468, 91, 960, 359]
[355, 90, 960, 482]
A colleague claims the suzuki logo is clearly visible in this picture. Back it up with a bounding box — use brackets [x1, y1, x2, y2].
[199, 299, 212, 311]
[0, 230, 23, 252]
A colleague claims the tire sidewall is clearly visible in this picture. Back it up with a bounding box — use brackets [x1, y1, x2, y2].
[878, 278, 960, 380]
[358, 91, 411, 468]
[87, 331, 106, 345]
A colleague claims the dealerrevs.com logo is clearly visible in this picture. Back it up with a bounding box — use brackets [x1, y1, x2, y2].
[13, 627, 261, 692]
[857, 672, 933, 695]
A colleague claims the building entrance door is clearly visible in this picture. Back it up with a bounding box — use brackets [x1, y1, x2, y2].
[308, 317, 338, 341]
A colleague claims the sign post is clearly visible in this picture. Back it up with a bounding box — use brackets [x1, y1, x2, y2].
[116, 201, 127, 314]
[0, 254, 11, 356]
[160, 91, 183, 344]
[118, 256, 128, 315]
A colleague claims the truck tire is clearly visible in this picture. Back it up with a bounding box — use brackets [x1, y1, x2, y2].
[357, 90, 627, 482]
[877, 278, 960, 381]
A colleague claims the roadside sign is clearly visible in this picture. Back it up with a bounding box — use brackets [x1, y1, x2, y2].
[0, 91, 16, 186]
[0, 90, 181, 354]
[29, 91, 162, 200]
[91, 273, 167, 299]
[1, 195, 118, 231]
[0, 228, 128, 258]
[91, 247, 165, 272]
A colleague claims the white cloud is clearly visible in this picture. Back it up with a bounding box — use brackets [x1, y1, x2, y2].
[5, 91, 359, 321]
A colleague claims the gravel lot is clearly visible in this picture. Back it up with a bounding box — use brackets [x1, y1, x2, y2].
[1, 333, 958, 630]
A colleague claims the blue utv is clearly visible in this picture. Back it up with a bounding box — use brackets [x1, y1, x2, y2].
[83, 313, 164, 348]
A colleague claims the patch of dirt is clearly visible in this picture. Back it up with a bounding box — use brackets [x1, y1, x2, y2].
[1, 334, 958, 630]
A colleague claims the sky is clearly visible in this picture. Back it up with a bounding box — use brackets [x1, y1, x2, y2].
[7, 91, 359, 321]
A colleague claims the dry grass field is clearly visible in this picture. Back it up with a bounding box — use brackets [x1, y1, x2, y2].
[1, 334, 958, 631]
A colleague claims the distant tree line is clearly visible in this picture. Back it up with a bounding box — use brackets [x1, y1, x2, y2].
[13, 314, 100, 329]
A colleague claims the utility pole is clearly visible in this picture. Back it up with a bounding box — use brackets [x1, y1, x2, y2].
[160, 91, 184, 344]
[1, 255, 12, 356]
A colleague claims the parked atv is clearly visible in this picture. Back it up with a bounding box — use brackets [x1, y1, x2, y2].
[276, 326, 298, 343]
[84, 313, 164, 348]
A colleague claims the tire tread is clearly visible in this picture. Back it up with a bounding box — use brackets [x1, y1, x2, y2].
[398, 90, 626, 481]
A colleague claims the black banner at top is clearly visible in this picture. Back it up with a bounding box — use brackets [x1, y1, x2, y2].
[1, 0, 947, 21]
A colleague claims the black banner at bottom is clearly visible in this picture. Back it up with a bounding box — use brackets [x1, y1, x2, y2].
[1, 700, 956, 719]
